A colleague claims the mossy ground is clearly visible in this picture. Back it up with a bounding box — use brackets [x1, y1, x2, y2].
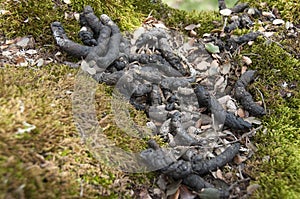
[0, 65, 154, 198]
[242, 42, 300, 198]
[0, 0, 299, 198]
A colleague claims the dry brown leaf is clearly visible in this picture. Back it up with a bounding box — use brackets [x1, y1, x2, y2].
[15, 56, 26, 65]
[189, 30, 197, 37]
[212, 169, 225, 181]
[256, 101, 263, 106]
[237, 108, 246, 118]
[233, 154, 247, 164]
[179, 185, 196, 199]
[246, 184, 260, 195]
[0, 44, 9, 50]
[224, 172, 233, 180]
[201, 124, 212, 130]
[241, 66, 247, 74]
[169, 188, 180, 199]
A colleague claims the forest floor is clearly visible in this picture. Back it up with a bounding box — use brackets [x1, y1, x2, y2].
[0, 0, 299, 198]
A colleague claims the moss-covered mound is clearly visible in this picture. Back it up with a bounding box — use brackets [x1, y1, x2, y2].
[242, 42, 300, 198]
[241, 0, 300, 25]
[0, 0, 220, 45]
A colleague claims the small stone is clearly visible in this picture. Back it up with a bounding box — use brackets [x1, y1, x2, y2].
[285, 21, 293, 29]
[16, 37, 29, 48]
[242, 56, 252, 65]
[263, 32, 275, 38]
[36, 58, 44, 67]
[231, 15, 239, 21]
[184, 24, 200, 30]
[63, 0, 71, 4]
[220, 8, 232, 16]
[262, 11, 275, 18]
[247, 8, 255, 15]
[25, 49, 37, 55]
[74, 13, 80, 21]
[272, 19, 285, 25]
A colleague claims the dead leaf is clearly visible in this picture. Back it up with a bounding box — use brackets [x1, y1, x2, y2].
[36, 58, 44, 67]
[241, 66, 247, 74]
[213, 169, 225, 181]
[201, 124, 212, 130]
[179, 185, 196, 199]
[262, 11, 275, 18]
[184, 24, 200, 30]
[246, 184, 260, 195]
[244, 117, 261, 125]
[242, 56, 252, 65]
[220, 62, 231, 75]
[0, 10, 11, 15]
[26, 49, 37, 55]
[263, 32, 275, 38]
[15, 56, 27, 66]
[233, 154, 247, 164]
[247, 8, 255, 15]
[237, 108, 246, 118]
[196, 61, 209, 71]
[224, 172, 233, 180]
[273, 19, 284, 25]
[246, 140, 258, 152]
[166, 180, 182, 196]
[256, 101, 263, 106]
[74, 13, 80, 21]
[189, 30, 197, 37]
[157, 174, 168, 190]
[153, 22, 167, 29]
[169, 188, 180, 199]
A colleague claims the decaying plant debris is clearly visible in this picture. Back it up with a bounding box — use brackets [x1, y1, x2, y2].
[48, 0, 276, 197]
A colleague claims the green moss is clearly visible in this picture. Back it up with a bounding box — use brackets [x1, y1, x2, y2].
[241, 0, 300, 25]
[0, 0, 221, 47]
[242, 42, 300, 198]
[0, 0, 67, 43]
[133, 0, 221, 35]
[0, 65, 153, 198]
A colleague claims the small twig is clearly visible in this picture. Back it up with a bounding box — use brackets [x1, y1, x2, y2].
[222, 17, 228, 32]
[240, 125, 263, 140]
[255, 87, 267, 113]
[228, 177, 250, 191]
[80, 179, 84, 197]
